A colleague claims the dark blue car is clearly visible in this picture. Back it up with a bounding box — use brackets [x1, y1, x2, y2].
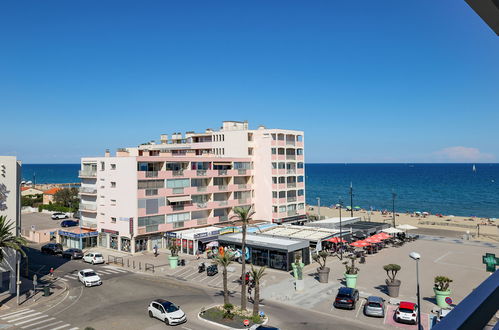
[60, 220, 79, 227]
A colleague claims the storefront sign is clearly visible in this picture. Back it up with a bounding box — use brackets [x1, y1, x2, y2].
[129, 217, 134, 236]
[193, 230, 220, 239]
[58, 230, 98, 239]
[219, 226, 240, 235]
[101, 229, 119, 235]
[165, 232, 177, 238]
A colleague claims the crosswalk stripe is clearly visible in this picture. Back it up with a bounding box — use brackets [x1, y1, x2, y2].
[2, 310, 35, 320]
[21, 317, 55, 329]
[103, 269, 118, 273]
[15, 314, 48, 326]
[31, 320, 62, 330]
[103, 266, 127, 272]
[51, 323, 71, 330]
[0, 308, 30, 318]
[8, 312, 42, 322]
[97, 270, 110, 274]
[66, 274, 78, 279]
[68, 327, 79, 330]
[59, 277, 69, 282]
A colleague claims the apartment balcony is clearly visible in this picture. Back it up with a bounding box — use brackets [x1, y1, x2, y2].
[287, 210, 298, 216]
[287, 182, 297, 188]
[237, 184, 250, 190]
[78, 170, 97, 178]
[195, 202, 208, 209]
[79, 187, 97, 196]
[195, 218, 208, 226]
[196, 186, 208, 192]
[286, 140, 296, 146]
[297, 168, 305, 175]
[277, 140, 285, 146]
[236, 169, 248, 175]
[217, 185, 228, 191]
[217, 169, 229, 176]
[287, 196, 297, 202]
[286, 155, 296, 160]
[286, 169, 296, 175]
[164, 187, 197, 195]
[218, 215, 229, 222]
[80, 203, 97, 213]
[196, 170, 207, 176]
[297, 195, 305, 202]
[172, 170, 184, 177]
[237, 198, 249, 205]
[297, 182, 305, 189]
[145, 171, 159, 178]
[217, 200, 229, 206]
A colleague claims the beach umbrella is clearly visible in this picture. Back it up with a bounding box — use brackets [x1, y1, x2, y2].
[397, 224, 418, 230]
[350, 240, 370, 247]
[382, 227, 403, 234]
[365, 237, 382, 243]
[325, 237, 346, 243]
[206, 241, 219, 248]
[354, 206, 361, 210]
[371, 233, 389, 240]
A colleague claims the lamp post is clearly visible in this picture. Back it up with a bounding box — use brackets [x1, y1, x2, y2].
[338, 198, 343, 260]
[409, 252, 422, 330]
[316, 197, 321, 220]
[392, 191, 397, 228]
[349, 182, 353, 217]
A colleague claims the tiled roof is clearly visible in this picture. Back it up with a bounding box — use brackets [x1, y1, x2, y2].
[43, 188, 61, 195]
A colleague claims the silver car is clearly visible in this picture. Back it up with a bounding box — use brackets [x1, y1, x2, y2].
[364, 296, 385, 317]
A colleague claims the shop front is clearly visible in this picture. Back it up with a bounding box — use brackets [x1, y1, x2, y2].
[165, 226, 221, 255]
[58, 228, 98, 249]
[218, 233, 310, 271]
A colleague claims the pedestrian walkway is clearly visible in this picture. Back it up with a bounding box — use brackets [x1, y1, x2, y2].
[419, 234, 498, 248]
[0, 308, 78, 330]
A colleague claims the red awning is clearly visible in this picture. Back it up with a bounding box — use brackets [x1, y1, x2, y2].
[325, 237, 346, 243]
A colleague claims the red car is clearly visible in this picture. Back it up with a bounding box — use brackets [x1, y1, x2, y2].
[395, 301, 418, 325]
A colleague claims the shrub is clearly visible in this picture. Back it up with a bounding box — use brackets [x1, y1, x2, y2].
[434, 276, 452, 291]
[343, 256, 359, 275]
[222, 303, 234, 319]
[38, 204, 73, 213]
[383, 264, 401, 282]
[312, 250, 329, 270]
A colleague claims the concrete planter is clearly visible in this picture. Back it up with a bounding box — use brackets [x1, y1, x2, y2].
[295, 279, 305, 291]
[344, 273, 358, 288]
[434, 288, 451, 308]
[386, 279, 401, 297]
[317, 267, 330, 283]
[168, 256, 179, 269]
[292, 262, 304, 279]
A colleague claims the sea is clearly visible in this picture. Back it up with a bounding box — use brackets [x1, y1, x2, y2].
[22, 163, 499, 218]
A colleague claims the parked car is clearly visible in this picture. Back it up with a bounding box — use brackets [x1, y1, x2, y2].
[207, 264, 218, 276]
[83, 252, 105, 265]
[364, 296, 385, 317]
[60, 220, 79, 228]
[395, 301, 419, 325]
[41, 243, 63, 255]
[148, 299, 187, 325]
[62, 248, 84, 259]
[51, 212, 68, 220]
[249, 326, 280, 330]
[333, 287, 359, 310]
[78, 269, 102, 287]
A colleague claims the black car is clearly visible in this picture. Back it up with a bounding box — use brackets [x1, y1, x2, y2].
[62, 248, 84, 259]
[41, 243, 63, 255]
[60, 220, 79, 228]
[333, 287, 359, 310]
[207, 265, 218, 276]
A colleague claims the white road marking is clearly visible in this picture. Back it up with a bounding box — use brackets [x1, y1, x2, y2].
[97, 270, 111, 274]
[103, 266, 127, 273]
[68, 328, 79, 330]
[355, 300, 364, 318]
[32, 321, 62, 330]
[21, 317, 55, 328]
[0, 308, 31, 318]
[65, 274, 78, 279]
[103, 269, 119, 274]
[15, 314, 48, 325]
[53, 286, 83, 316]
[51, 323, 72, 330]
[59, 277, 69, 282]
[8, 312, 42, 322]
[434, 251, 452, 263]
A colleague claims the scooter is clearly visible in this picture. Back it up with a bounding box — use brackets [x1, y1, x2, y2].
[198, 262, 206, 273]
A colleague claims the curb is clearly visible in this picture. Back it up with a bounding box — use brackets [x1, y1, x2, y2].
[197, 304, 269, 330]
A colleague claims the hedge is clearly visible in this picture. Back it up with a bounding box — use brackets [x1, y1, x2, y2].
[38, 204, 74, 213]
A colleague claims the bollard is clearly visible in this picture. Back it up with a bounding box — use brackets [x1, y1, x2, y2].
[133, 260, 135, 269]
[139, 262, 141, 270]
[127, 259, 130, 268]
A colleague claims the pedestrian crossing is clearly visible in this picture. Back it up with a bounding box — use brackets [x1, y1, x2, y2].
[58, 266, 129, 282]
[0, 308, 78, 330]
[170, 264, 241, 291]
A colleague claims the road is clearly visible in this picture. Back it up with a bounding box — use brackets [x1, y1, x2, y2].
[4, 247, 381, 330]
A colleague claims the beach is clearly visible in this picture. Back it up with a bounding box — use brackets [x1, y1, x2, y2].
[306, 205, 499, 243]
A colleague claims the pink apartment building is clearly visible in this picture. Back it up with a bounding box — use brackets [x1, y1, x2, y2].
[77, 121, 305, 253]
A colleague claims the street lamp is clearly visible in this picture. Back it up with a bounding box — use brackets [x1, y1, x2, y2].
[409, 252, 422, 330]
[349, 182, 353, 217]
[316, 197, 321, 220]
[338, 198, 343, 260]
[392, 191, 397, 228]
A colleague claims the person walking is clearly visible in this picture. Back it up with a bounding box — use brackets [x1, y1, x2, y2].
[153, 244, 158, 257]
[49, 267, 54, 278]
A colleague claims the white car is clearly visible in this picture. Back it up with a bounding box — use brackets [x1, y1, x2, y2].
[51, 212, 68, 220]
[78, 269, 102, 287]
[395, 301, 418, 325]
[148, 299, 186, 325]
[83, 253, 105, 265]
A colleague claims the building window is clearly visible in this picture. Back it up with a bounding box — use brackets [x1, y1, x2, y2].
[297, 149, 303, 155]
[166, 179, 190, 188]
[272, 177, 277, 184]
[279, 206, 286, 213]
[100, 162, 105, 171]
[272, 162, 277, 169]
[248, 147, 253, 155]
[279, 191, 286, 198]
[273, 206, 278, 213]
[247, 133, 253, 141]
[166, 212, 190, 223]
[272, 191, 277, 198]
[111, 217, 116, 223]
[278, 177, 285, 184]
[298, 189, 304, 196]
[278, 162, 285, 169]
[111, 182, 116, 188]
[111, 164, 116, 170]
[298, 176, 304, 182]
[271, 148, 276, 155]
[297, 162, 304, 169]
[271, 133, 276, 140]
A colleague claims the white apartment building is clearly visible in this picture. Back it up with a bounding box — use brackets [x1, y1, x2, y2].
[75, 121, 305, 253]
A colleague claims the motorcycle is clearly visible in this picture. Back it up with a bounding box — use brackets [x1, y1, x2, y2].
[198, 262, 206, 273]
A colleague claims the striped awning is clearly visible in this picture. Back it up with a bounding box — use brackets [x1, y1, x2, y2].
[167, 196, 192, 203]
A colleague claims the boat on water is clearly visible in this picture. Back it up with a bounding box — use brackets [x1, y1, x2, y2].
[472, 164, 476, 172]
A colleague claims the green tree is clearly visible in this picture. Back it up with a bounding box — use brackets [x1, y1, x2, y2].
[231, 205, 255, 311]
[53, 188, 79, 210]
[0, 216, 27, 263]
[213, 253, 234, 305]
[249, 265, 266, 317]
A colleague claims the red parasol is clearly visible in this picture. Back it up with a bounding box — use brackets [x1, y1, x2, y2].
[350, 240, 371, 247]
[325, 237, 347, 243]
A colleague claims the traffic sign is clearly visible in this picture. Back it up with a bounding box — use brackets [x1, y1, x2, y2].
[243, 319, 250, 326]
[445, 297, 452, 305]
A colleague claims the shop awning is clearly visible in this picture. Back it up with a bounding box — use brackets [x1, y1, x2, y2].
[213, 162, 231, 166]
[167, 196, 192, 203]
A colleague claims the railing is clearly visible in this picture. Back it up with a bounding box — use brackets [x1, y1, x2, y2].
[108, 255, 124, 266]
[238, 184, 249, 189]
[286, 169, 296, 175]
[196, 218, 208, 225]
[219, 215, 228, 222]
[172, 188, 184, 194]
[287, 210, 298, 216]
[287, 183, 297, 188]
[172, 170, 184, 176]
[79, 187, 97, 194]
[80, 203, 97, 211]
[144, 263, 155, 273]
[197, 170, 207, 176]
[146, 224, 159, 233]
[218, 201, 228, 206]
[238, 198, 248, 204]
[197, 202, 207, 208]
[218, 185, 228, 191]
[172, 205, 184, 211]
[145, 189, 158, 196]
[78, 170, 96, 178]
[237, 169, 247, 175]
[218, 170, 228, 175]
[287, 197, 297, 202]
[173, 222, 184, 228]
[82, 221, 97, 229]
[286, 140, 295, 146]
[286, 155, 296, 160]
[145, 171, 158, 178]
[197, 186, 207, 192]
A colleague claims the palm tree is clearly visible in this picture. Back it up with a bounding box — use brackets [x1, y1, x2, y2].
[213, 252, 234, 305]
[231, 205, 255, 310]
[0, 216, 27, 263]
[249, 265, 266, 317]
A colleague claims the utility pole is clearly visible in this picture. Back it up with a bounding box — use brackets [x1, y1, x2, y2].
[349, 182, 353, 217]
[339, 198, 343, 260]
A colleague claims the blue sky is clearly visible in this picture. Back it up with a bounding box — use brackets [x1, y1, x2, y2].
[1, 1, 497, 163]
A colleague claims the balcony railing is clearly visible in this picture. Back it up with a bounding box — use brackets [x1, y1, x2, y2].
[146, 225, 159, 233]
[237, 169, 247, 175]
[145, 171, 158, 178]
[238, 198, 249, 204]
[287, 210, 298, 216]
[145, 189, 158, 196]
[172, 188, 184, 194]
[238, 184, 249, 189]
[286, 155, 296, 160]
[219, 215, 228, 222]
[196, 186, 207, 192]
[218, 185, 228, 191]
[286, 140, 295, 146]
[218, 170, 228, 175]
[218, 201, 228, 206]
[197, 170, 207, 176]
[196, 218, 208, 225]
[172, 170, 184, 176]
[80, 203, 97, 211]
[287, 183, 297, 188]
[79, 187, 97, 194]
[78, 170, 97, 178]
[196, 202, 207, 209]
[172, 205, 185, 211]
[286, 169, 296, 175]
[81, 221, 97, 229]
[287, 197, 297, 202]
[173, 222, 184, 228]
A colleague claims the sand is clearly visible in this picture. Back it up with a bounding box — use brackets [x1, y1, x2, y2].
[306, 205, 499, 243]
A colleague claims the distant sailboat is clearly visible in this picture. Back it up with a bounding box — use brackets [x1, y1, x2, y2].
[472, 164, 476, 172]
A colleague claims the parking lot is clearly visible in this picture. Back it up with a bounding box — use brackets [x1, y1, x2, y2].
[21, 212, 74, 231]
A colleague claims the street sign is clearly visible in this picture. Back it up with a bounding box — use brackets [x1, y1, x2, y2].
[445, 297, 452, 305]
[243, 319, 250, 326]
[482, 253, 498, 272]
